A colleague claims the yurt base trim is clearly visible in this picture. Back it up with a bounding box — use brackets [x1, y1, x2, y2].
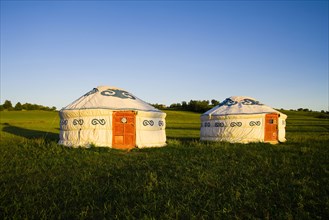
[58, 141, 167, 149]
[200, 137, 280, 144]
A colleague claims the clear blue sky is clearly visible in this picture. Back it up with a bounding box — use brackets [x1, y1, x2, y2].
[1, 0, 328, 111]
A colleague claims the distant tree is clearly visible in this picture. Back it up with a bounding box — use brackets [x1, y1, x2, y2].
[182, 101, 187, 109]
[188, 100, 210, 112]
[211, 99, 220, 106]
[168, 99, 220, 112]
[169, 103, 182, 109]
[0, 100, 56, 111]
[14, 102, 23, 111]
[22, 103, 32, 110]
[152, 103, 166, 110]
[3, 100, 13, 110]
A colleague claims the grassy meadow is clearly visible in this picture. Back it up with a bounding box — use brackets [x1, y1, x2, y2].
[0, 110, 328, 219]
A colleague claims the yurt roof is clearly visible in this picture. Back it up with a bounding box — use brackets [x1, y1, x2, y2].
[61, 86, 161, 112]
[202, 96, 285, 116]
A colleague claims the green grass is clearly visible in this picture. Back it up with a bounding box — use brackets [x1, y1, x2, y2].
[165, 110, 200, 139]
[0, 110, 328, 219]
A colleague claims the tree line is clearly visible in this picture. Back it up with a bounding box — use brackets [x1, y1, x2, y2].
[1, 99, 328, 116]
[153, 100, 329, 116]
[1, 98, 217, 113]
[152, 99, 220, 113]
[0, 100, 56, 111]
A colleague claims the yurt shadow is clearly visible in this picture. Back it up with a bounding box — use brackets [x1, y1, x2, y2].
[2, 123, 58, 141]
[166, 136, 199, 144]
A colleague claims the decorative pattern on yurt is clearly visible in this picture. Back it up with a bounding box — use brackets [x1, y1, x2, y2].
[59, 86, 166, 149]
[200, 96, 287, 144]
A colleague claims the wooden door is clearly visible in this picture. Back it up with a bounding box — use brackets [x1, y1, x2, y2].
[264, 113, 278, 143]
[112, 111, 136, 149]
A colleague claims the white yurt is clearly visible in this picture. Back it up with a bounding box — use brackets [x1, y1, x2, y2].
[59, 86, 166, 149]
[200, 96, 287, 144]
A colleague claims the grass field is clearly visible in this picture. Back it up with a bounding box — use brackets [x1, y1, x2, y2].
[0, 110, 328, 219]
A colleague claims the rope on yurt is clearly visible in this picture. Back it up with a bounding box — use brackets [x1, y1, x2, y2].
[59, 88, 98, 146]
[75, 89, 98, 146]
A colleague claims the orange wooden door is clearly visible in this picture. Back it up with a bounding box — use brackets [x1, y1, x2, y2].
[112, 111, 136, 149]
[264, 113, 278, 143]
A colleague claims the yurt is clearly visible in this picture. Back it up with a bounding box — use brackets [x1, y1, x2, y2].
[59, 86, 166, 149]
[200, 96, 287, 144]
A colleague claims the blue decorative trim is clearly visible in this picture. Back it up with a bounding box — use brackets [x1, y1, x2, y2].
[216, 98, 264, 108]
[218, 98, 238, 107]
[101, 89, 136, 100]
[202, 111, 279, 116]
[230, 122, 242, 127]
[249, 121, 261, 126]
[84, 88, 99, 97]
[73, 119, 84, 125]
[92, 119, 106, 125]
[143, 120, 154, 126]
[215, 122, 225, 127]
[60, 120, 68, 125]
[241, 99, 263, 106]
[204, 122, 211, 127]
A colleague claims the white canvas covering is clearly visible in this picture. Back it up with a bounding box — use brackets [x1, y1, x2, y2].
[59, 86, 166, 148]
[200, 96, 287, 143]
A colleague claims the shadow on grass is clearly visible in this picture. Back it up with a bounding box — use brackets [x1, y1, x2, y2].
[2, 123, 58, 141]
[167, 136, 199, 143]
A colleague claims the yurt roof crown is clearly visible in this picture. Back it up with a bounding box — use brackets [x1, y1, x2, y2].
[203, 96, 283, 116]
[62, 86, 161, 112]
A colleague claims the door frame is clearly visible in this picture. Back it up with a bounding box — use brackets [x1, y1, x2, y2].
[264, 113, 279, 143]
[112, 111, 136, 149]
